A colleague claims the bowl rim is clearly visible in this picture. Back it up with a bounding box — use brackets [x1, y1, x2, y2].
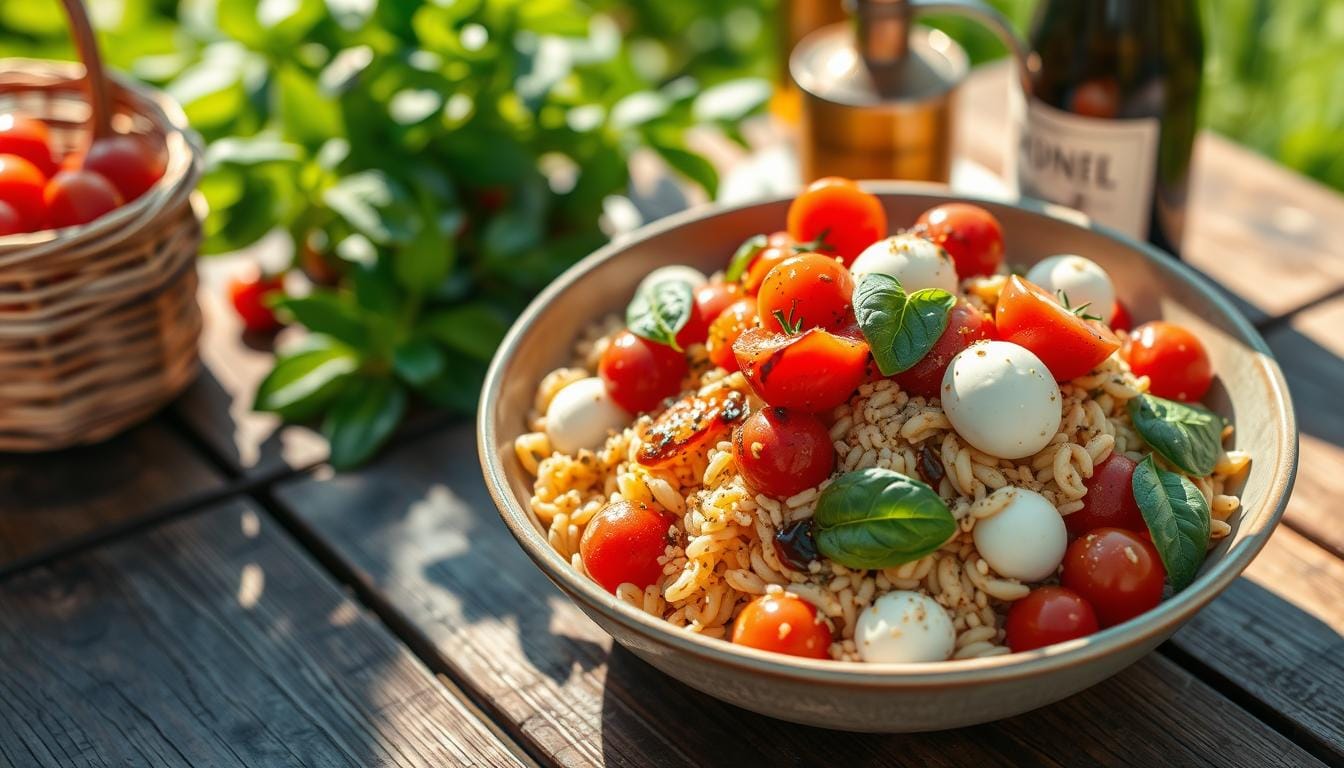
[478, 181, 1298, 687]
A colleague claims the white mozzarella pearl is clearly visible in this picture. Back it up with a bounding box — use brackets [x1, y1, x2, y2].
[855, 591, 956, 663]
[544, 377, 630, 454]
[850, 234, 958, 294]
[1025, 254, 1115, 323]
[972, 487, 1068, 582]
[941, 341, 1062, 459]
[637, 265, 708, 295]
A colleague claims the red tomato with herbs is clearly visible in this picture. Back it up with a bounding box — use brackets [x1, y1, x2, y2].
[995, 275, 1121, 381]
[1065, 454, 1145, 539]
[0, 115, 55, 177]
[757, 253, 855, 333]
[915, 203, 1005, 278]
[707, 298, 757, 372]
[731, 593, 832, 659]
[733, 407, 835, 498]
[785, 177, 886, 266]
[43, 170, 122, 229]
[0, 200, 21, 236]
[673, 302, 709, 348]
[228, 273, 285, 333]
[0, 153, 47, 228]
[891, 300, 994, 398]
[695, 280, 743, 324]
[579, 500, 673, 594]
[1004, 586, 1100, 652]
[733, 326, 870, 412]
[743, 244, 793, 294]
[1123, 321, 1213, 402]
[599, 330, 688, 413]
[1061, 528, 1165, 627]
[1109, 301, 1131, 333]
[636, 389, 747, 467]
[77, 135, 166, 202]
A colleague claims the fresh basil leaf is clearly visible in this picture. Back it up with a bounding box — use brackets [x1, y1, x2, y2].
[725, 234, 767, 283]
[1127, 394, 1223, 476]
[853, 273, 956, 376]
[392, 338, 446, 387]
[1132, 455, 1212, 590]
[626, 278, 694, 352]
[272, 292, 371, 350]
[254, 346, 360, 420]
[322, 377, 407, 471]
[813, 468, 956, 570]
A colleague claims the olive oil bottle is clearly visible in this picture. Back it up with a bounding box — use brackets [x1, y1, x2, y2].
[1018, 1, 1204, 256]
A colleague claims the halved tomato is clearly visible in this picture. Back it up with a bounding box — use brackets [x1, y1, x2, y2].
[636, 388, 748, 467]
[733, 326, 870, 412]
[995, 275, 1121, 381]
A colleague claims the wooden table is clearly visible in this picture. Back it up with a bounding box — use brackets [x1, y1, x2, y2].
[3, 65, 1342, 767]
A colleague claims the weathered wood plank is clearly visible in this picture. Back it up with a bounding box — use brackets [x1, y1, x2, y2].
[0, 499, 527, 768]
[273, 423, 1323, 767]
[0, 418, 223, 569]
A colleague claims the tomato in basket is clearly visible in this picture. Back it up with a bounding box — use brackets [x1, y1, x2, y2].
[44, 170, 122, 229]
[0, 153, 48, 228]
[0, 114, 56, 177]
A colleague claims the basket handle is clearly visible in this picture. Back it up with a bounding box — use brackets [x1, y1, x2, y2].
[59, 0, 113, 140]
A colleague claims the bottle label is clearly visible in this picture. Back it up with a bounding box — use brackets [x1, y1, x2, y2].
[1018, 98, 1159, 240]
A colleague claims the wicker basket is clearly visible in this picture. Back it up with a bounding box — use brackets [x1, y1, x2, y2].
[0, 3, 204, 451]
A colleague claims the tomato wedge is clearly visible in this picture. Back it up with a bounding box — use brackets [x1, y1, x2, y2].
[995, 275, 1120, 381]
[636, 388, 747, 467]
[733, 326, 870, 412]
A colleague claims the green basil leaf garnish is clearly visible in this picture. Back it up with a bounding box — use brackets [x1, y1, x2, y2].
[1127, 394, 1223, 476]
[813, 468, 956, 570]
[725, 234, 767, 283]
[853, 273, 956, 376]
[626, 278, 695, 352]
[1132, 454, 1212, 591]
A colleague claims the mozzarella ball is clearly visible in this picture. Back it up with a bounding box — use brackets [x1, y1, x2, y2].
[942, 341, 1062, 459]
[1025, 255, 1115, 323]
[637, 265, 708, 295]
[973, 488, 1067, 582]
[855, 591, 956, 663]
[545, 377, 630, 454]
[850, 234, 958, 294]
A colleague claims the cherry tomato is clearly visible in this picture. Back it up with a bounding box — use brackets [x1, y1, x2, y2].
[995, 275, 1121, 381]
[1123, 321, 1213, 402]
[77, 135, 166, 202]
[599, 330, 688, 414]
[743, 244, 793, 294]
[636, 389, 747, 467]
[757, 253, 855, 333]
[1004, 586, 1100, 652]
[1109, 300, 1131, 333]
[786, 177, 887, 265]
[915, 203, 1005, 279]
[1061, 528, 1165, 627]
[579, 500, 673, 594]
[733, 326, 870, 412]
[0, 200, 21, 236]
[228, 272, 285, 333]
[0, 114, 55, 177]
[0, 153, 47, 228]
[891, 300, 994, 398]
[734, 407, 835, 498]
[43, 170, 122, 229]
[1065, 454, 1145, 539]
[731, 593, 832, 659]
[707, 297, 757, 372]
[673, 301, 709, 348]
[695, 280, 743, 324]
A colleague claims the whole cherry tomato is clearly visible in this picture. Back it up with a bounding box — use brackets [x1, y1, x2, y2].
[733, 407, 835, 498]
[732, 593, 832, 659]
[1122, 321, 1213, 402]
[77, 134, 166, 202]
[915, 202, 1005, 279]
[674, 301, 709, 348]
[0, 153, 47, 228]
[1061, 528, 1165, 627]
[707, 297, 757, 372]
[228, 272, 285, 333]
[786, 177, 887, 266]
[891, 300, 994, 398]
[599, 330, 688, 414]
[743, 244, 793, 294]
[1109, 301, 1132, 333]
[757, 253, 855, 333]
[694, 280, 743, 324]
[636, 388, 747, 467]
[43, 170, 122, 229]
[580, 500, 674, 594]
[733, 325, 870, 412]
[1065, 454, 1145, 539]
[1004, 586, 1100, 652]
[0, 200, 21, 236]
[0, 114, 55, 177]
[995, 275, 1121, 381]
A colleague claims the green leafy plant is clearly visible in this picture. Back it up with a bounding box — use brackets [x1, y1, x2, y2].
[853, 273, 956, 376]
[1132, 454, 1212, 590]
[813, 467, 956, 569]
